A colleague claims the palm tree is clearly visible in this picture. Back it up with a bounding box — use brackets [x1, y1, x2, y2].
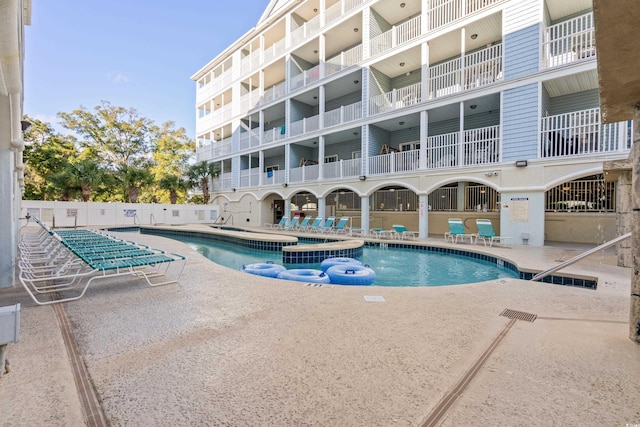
[187, 161, 219, 204]
[121, 166, 154, 203]
[158, 174, 187, 204]
[68, 159, 106, 202]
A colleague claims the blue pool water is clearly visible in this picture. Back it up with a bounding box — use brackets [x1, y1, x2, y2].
[164, 234, 518, 287]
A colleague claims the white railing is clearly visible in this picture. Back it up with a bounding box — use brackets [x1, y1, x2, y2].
[324, 101, 363, 128]
[325, 44, 363, 76]
[429, 0, 499, 31]
[290, 64, 322, 91]
[368, 149, 421, 176]
[323, 158, 361, 180]
[196, 83, 212, 104]
[369, 83, 422, 116]
[429, 57, 461, 98]
[240, 90, 260, 111]
[263, 126, 287, 144]
[263, 169, 286, 186]
[263, 37, 286, 64]
[240, 167, 261, 188]
[289, 164, 320, 183]
[463, 125, 500, 166]
[261, 80, 287, 105]
[426, 132, 459, 168]
[325, 0, 364, 26]
[238, 130, 260, 150]
[289, 114, 320, 137]
[464, 44, 503, 89]
[542, 12, 595, 68]
[212, 172, 233, 191]
[240, 50, 260, 76]
[291, 15, 321, 47]
[196, 114, 214, 133]
[540, 108, 631, 158]
[370, 16, 421, 57]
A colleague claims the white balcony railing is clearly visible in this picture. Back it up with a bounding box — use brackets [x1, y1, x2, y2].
[291, 15, 321, 48]
[263, 169, 286, 186]
[430, 44, 502, 98]
[290, 64, 322, 91]
[325, 0, 365, 27]
[240, 90, 261, 111]
[325, 44, 363, 77]
[238, 130, 260, 150]
[542, 12, 595, 69]
[426, 132, 459, 168]
[323, 158, 362, 180]
[541, 108, 631, 158]
[429, 0, 499, 31]
[323, 101, 363, 128]
[289, 164, 320, 183]
[261, 80, 287, 105]
[263, 37, 286, 64]
[463, 125, 500, 166]
[240, 167, 261, 188]
[368, 149, 421, 176]
[263, 126, 287, 144]
[289, 114, 320, 137]
[369, 83, 422, 116]
[370, 15, 421, 57]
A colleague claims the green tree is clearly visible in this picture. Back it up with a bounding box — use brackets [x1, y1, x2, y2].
[58, 101, 154, 171]
[66, 157, 108, 202]
[121, 166, 154, 203]
[158, 174, 188, 204]
[22, 116, 78, 200]
[187, 161, 219, 204]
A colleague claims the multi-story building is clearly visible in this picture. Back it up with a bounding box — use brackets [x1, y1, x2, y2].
[191, 0, 631, 246]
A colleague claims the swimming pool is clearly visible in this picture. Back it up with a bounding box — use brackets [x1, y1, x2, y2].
[163, 234, 519, 287]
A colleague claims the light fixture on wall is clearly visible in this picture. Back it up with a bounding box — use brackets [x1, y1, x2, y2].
[354, 80, 359, 84]
[470, 104, 477, 109]
[354, 27, 359, 32]
[471, 33, 478, 40]
[282, 183, 288, 187]
[399, 121, 405, 126]
[515, 160, 528, 167]
[484, 171, 499, 177]
[232, 188, 236, 192]
[359, 175, 367, 181]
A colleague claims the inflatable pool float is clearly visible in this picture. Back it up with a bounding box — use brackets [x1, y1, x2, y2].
[326, 264, 376, 286]
[277, 268, 331, 284]
[242, 261, 286, 278]
[320, 257, 362, 271]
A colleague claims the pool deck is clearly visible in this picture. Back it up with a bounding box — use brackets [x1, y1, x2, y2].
[1, 225, 639, 426]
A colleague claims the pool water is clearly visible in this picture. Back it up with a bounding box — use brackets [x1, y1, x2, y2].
[166, 234, 518, 287]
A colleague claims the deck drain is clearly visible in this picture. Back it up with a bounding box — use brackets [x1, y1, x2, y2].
[500, 308, 537, 322]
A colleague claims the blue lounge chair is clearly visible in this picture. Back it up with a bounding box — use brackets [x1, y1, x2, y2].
[329, 217, 350, 234]
[445, 218, 476, 243]
[295, 216, 312, 230]
[316, 217, 335, 233]
[266, 216, 287, 229]
[392, 224, 418, 240]
[284, 215, 301, 230]
[475, 219, 513, 248]
[306, 217, 323, 232]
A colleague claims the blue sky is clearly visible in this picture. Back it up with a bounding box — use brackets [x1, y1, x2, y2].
[24, 1, 268, 138]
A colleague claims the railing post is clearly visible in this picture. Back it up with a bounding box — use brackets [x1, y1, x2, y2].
[390, 152, 395, 174]
[339, 159, 343, 179]
[340, 106, 345, 124]
[392, 88, 397, 109]
[392, 25, 397, 47]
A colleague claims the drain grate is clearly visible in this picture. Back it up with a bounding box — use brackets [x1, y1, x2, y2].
[500, 308, 537, 322]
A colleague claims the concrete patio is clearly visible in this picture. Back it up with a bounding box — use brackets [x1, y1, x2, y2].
[0, 228, 638, 426]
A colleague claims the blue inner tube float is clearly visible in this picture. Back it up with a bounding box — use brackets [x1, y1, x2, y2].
[277, 269, 331, 284]
[242, 261, 286, 278]
[320, 257, 362, 271]
[326, 264, 376, 286]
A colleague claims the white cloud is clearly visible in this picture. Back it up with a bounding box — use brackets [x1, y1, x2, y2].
[107, 72, 130, 83]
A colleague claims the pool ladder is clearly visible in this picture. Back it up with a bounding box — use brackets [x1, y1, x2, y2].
[531, 232, 631, 281]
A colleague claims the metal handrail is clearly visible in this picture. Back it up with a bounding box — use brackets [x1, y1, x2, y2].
[150, 214, 157, 225]
[531, 232, 631, 281]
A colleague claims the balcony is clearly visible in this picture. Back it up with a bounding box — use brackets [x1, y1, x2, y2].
[263, 169, 286, 186]
[429, 44, 502, 99]
[369, 83, 421, 116]
[263, 126, 287, 144]
[540, 108, 630, 158]
[238, 130, 260, 150]
[325, 0, 365, 27]
[289, 115, 320, 138]
[261, 81, 287, 105]
[370, 15, 422, 57]
[325, 44, 363, 77]
[323, 101, 363, 128]
[196, 137, 233, 163]
[429, 0, 500, 31]
[542, 13, 595, 69]
[424, 125, 500, 168]
[323, 158, 362, 180]
[369, 149, 421, 176]
[240, 167, 261, 188]
[289, 163, 320, 183]
[290, 64, 322, 91]
[290, 15, 321, 48]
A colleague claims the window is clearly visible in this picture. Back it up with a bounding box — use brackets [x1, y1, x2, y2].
[172, 210, 180, 217]
[545, 174, 615, 212]
[352, 151, 361, 159]
[325, 155, 338, 163]
[399, 142, 420, 151]
[265, 165, 279, 172]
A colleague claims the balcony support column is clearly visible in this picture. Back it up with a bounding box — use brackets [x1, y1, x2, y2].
[458, 101, 465, 167]
[317, 197, 326, 220]
[360, 195, 370, 236]
[418, 194, 429, 239]
[318, 135, 325, 180]
[421, 41, 430, 101]
[259, 150, 264, 186]
[419, 110, 428, 170]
